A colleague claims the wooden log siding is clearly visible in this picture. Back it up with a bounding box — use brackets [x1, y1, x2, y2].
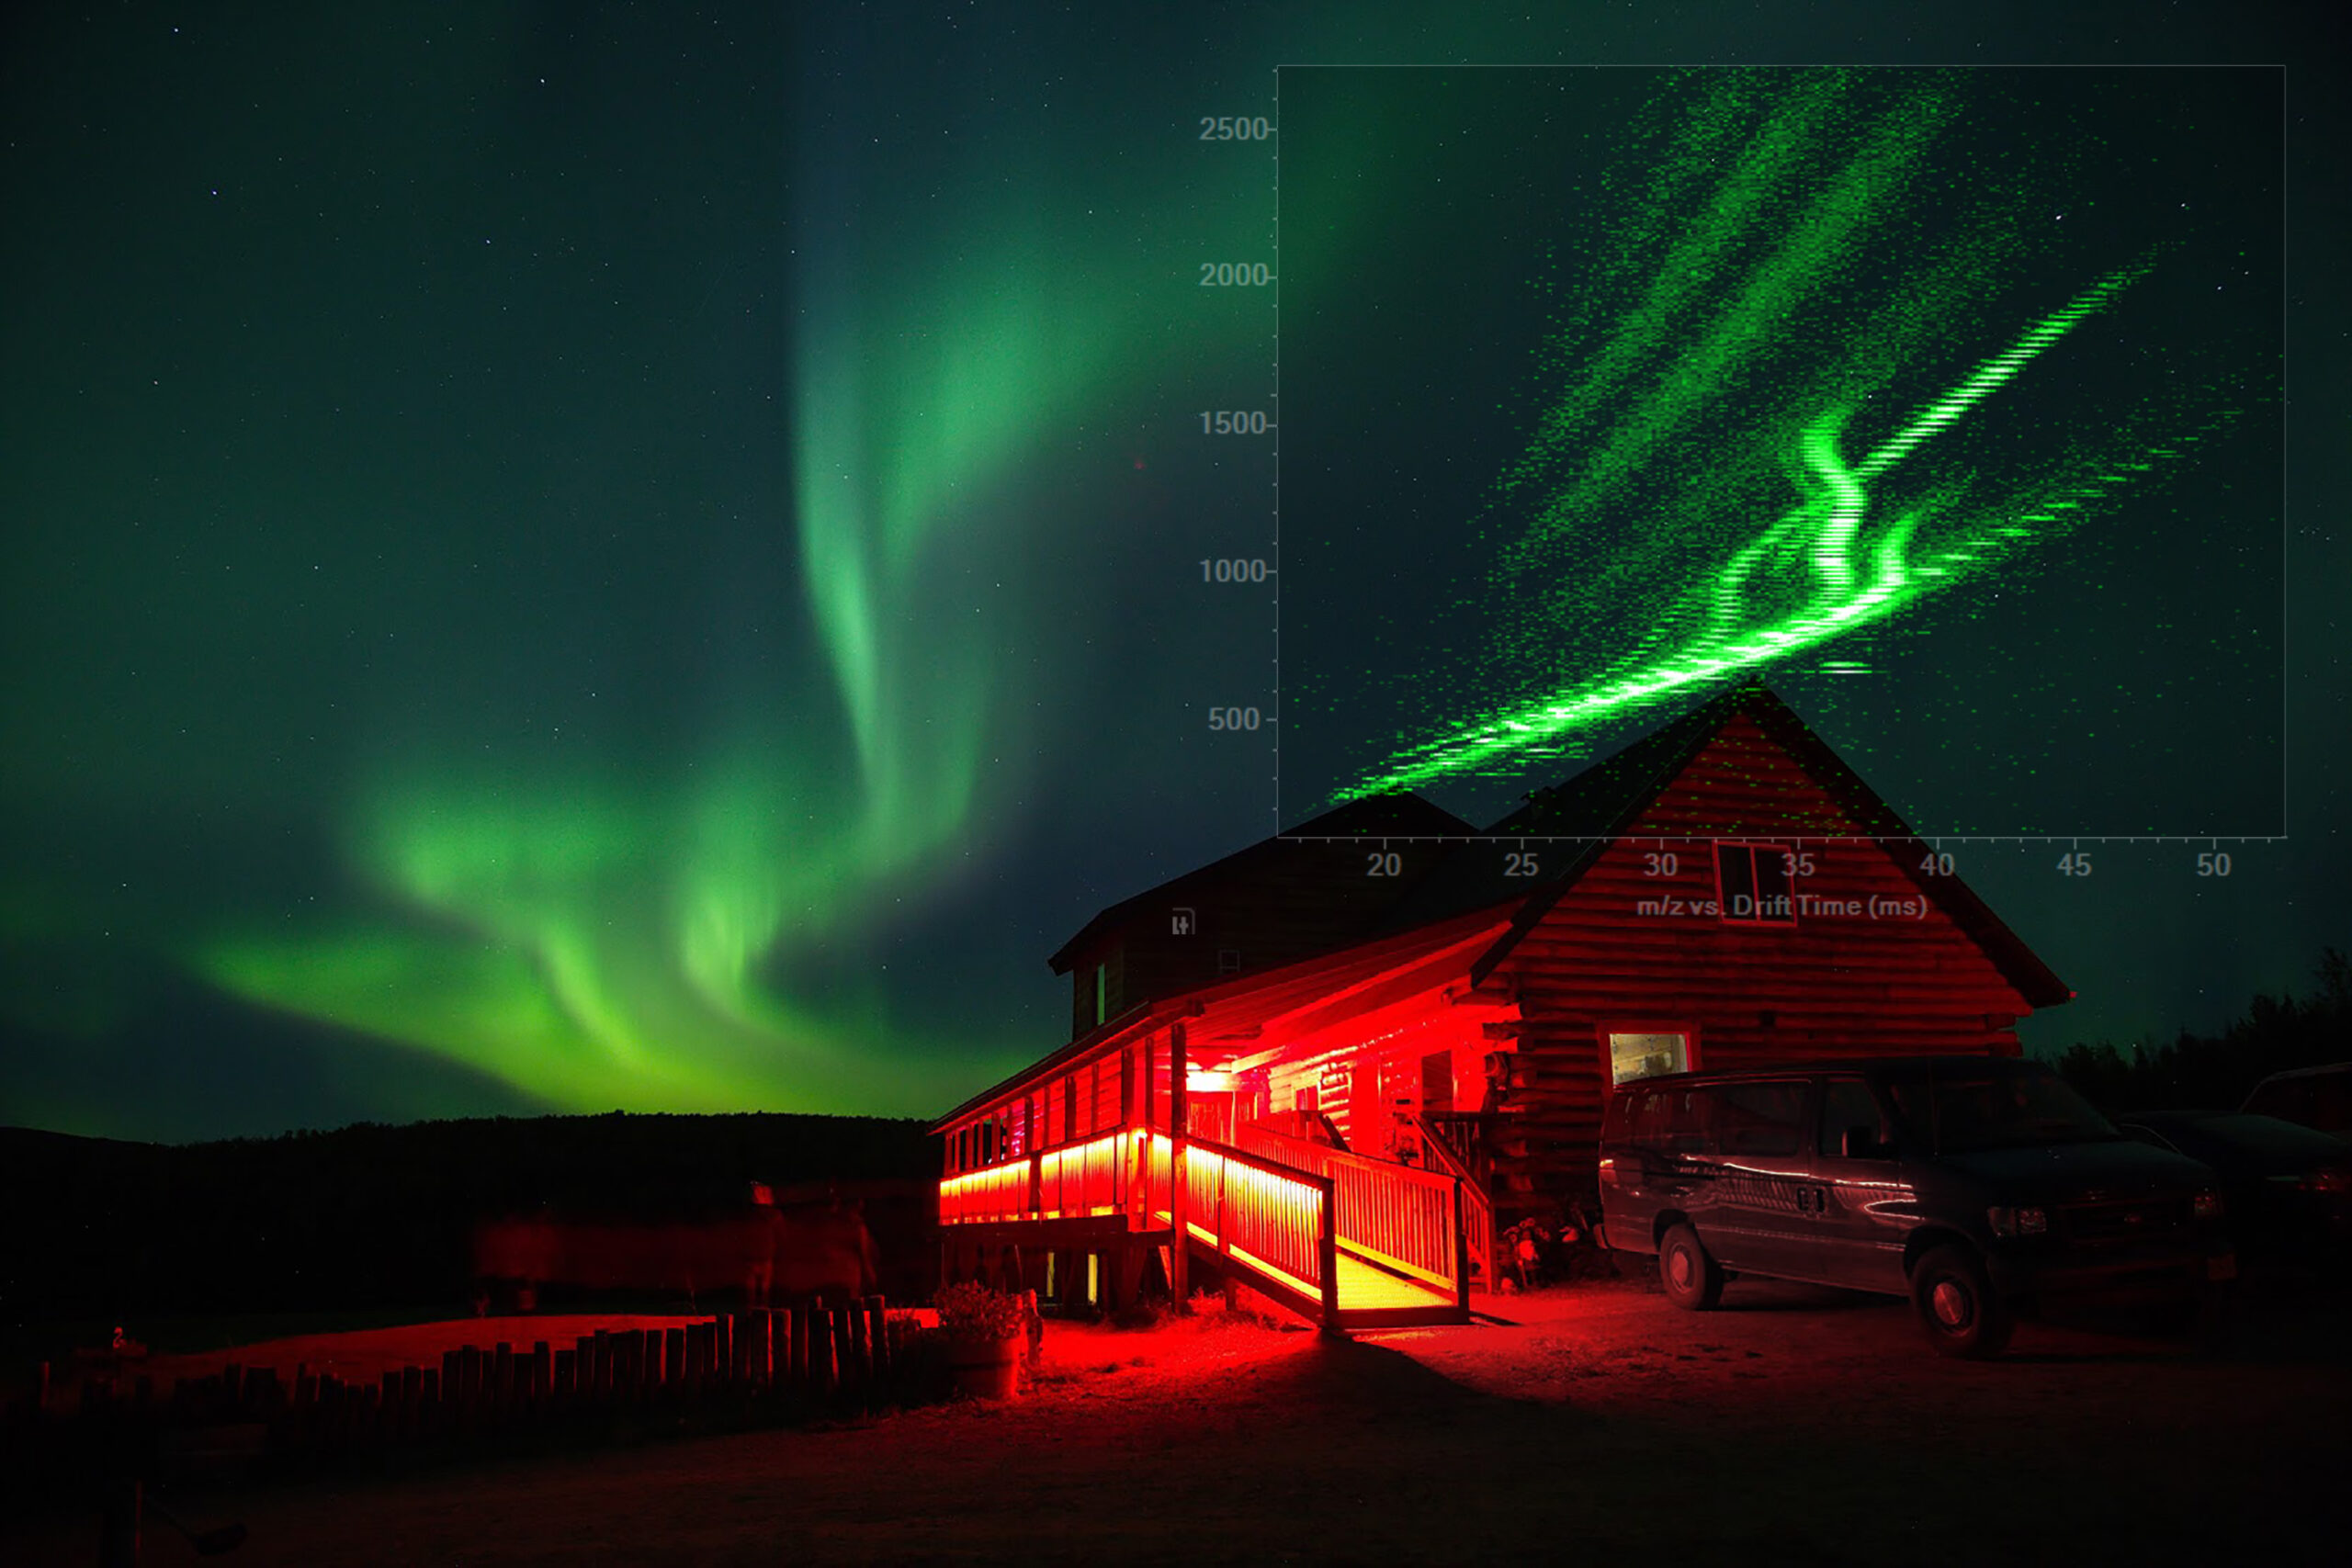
[1479, 718, 2048, 1215]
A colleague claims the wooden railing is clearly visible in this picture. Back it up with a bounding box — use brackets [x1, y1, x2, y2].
[1409, 1113, 1494, 1290]
[1423, 1113, 1496, 1184]
[938, 1129, 1137, 1225]
[1037, 1133, 1126, 1217]
[1237, 1122, 1462, 1295]
[1157, 1132, 1338, 1323]
[940, 1120, 1470, 1325]
[937, 1157, 1033, 1224]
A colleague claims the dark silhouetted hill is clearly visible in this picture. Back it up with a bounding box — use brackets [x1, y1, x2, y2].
[0, 1111, 933, 1328]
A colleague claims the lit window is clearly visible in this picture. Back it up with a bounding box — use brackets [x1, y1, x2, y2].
[1610, 1032, 1688, 1086]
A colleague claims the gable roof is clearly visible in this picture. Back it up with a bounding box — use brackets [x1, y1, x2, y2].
[1042, 680, 2065, 1014]
[949, 682, 2069, 1133]
[1378, 680, 2069, 1006]
[1044, 791, 1475, 975]
[935, 904, 1517, 1133]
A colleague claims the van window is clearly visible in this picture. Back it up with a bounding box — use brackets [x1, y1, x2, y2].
[1710, 1079, 1808, 1156]
[1878, 1063, 2118, 1154]
[1619, 1088, 1713, 1156]
[1818, 1077, 1892, 1156]
[1617, 1080, 1807, 1157]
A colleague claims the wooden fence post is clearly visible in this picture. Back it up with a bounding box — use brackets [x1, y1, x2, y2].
[292, 1368, 316, 1442]
[845, 1304, 869, 1393]
[834, 1305, 857, 1396]
[863, 1297, 889, 1389]
[808, 1306, 835, 1398]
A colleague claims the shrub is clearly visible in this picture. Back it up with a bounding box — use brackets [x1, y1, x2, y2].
[933, 1280, 1027, 1341]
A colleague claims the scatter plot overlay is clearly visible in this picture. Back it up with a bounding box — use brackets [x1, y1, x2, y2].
[1280, 67, 2280, 837]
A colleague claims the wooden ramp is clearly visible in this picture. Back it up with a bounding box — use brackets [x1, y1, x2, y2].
[1169, 1224, 1464, 1332]
[1329, 1248, 1461, 1329]
[1149, 1130, 1472, 1333]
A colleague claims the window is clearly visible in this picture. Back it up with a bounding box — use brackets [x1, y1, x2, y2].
[1878, 1063, 2117, 1155]
[1818, 1077, 1892, 1156]
[1621, 1087, 1711, 1155]
[1217, 948, 1243, 975]
[1714, 842, 1795, 924]
[1616, 1080, 1805, 1157]
[1609, 1031, 1689, 1086]
[1092, 1054, 1123, 1132]
[1419, 1051, 1454, 1114]
[1711, 1079, 1808, 1156]
[1093, 963, 1108, 1025]
[1148, 1037, 1172, 1132]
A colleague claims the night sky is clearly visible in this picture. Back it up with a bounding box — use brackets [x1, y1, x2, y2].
[2, 3, 2343, 1143]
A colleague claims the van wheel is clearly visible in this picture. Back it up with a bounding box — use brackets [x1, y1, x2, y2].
[1911, 1244, 2012, 1358]
[1658, 1224, 1724, 1311]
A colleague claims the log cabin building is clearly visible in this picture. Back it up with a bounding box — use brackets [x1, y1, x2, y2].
[932, 682, 2071, 1330]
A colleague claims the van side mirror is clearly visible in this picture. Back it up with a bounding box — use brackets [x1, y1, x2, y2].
[1841, 1125, 1887, 1160]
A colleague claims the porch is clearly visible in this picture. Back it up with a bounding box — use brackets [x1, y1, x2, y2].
[935, 916, 1522, 1331]
[938, 1113, 1493, 1332]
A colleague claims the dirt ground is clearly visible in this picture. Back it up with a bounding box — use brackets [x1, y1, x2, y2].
[9, 1269, 2346, 1566]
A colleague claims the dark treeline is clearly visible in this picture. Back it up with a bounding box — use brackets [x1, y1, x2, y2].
[0, 1111, 933, 1336]
[2052, 948, 2350, 1111]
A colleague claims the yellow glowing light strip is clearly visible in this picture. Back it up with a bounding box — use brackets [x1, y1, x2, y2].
[941, 1129, 1134, 1223]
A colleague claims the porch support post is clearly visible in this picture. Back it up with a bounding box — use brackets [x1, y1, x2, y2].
[1170, 1021, 1190, 1305]
[1317, 1173, 1342, 1335]
[1453, 1177, 1471, 1316]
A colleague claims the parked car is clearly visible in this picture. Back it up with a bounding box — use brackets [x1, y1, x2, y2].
[1599, 1056, 2234, 1358]
[2112, 1111, 2352, 1269]
[2239, 1063, 2351, 1135]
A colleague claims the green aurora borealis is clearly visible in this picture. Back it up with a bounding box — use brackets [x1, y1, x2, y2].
[1298, 69, 2266, 805]
[1, 6, 2342, 1143]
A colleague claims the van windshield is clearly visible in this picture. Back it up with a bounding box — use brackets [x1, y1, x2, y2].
[1876, 1064, 2122, 1154]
